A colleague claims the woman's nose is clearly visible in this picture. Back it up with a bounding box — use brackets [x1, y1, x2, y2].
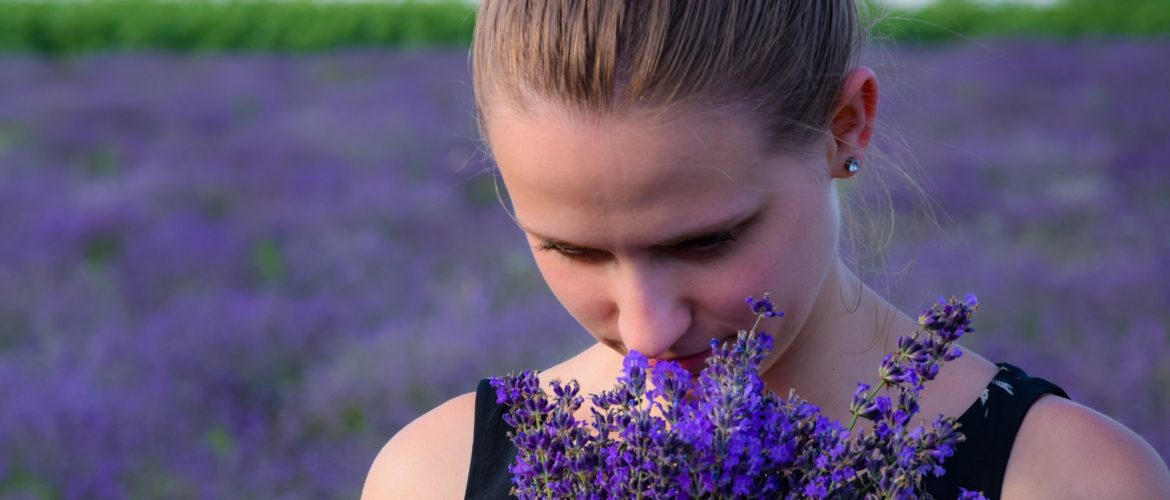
[614, 264, 691, 358]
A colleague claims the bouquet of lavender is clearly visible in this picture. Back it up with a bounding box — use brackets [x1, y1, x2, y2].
[491, 294, 987, 499]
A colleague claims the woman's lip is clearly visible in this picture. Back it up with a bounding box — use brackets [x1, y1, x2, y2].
[643, 336, 736, 374]
[655, 350, 710, 363]
[648, 349, 715, 374]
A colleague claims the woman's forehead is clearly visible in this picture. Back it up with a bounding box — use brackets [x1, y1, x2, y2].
[487, 103, 814, 247]
[488, 103, 771, 188]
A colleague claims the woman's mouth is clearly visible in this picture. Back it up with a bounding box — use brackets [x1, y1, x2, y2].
[648, 348, 716, 376]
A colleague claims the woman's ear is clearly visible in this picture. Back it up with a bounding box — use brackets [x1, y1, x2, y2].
[827, 67, 879, 178]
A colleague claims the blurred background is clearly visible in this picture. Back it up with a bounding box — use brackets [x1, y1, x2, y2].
[0, 0, 1167, 497]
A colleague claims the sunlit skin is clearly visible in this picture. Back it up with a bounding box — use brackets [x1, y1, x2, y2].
[484, 68, 999, 425]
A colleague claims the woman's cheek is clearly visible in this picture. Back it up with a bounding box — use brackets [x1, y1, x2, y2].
[717, 239, 814, 330]
[532, 255, 579, 303]
[533, 256, 611, 331]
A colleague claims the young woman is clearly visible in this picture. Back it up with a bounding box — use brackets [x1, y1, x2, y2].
[363, 1, 1170, 498]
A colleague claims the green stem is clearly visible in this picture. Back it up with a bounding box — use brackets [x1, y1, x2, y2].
[847, 380, 888, 432]
[846, 326, 928, 432]
[749, 312, 764, 334]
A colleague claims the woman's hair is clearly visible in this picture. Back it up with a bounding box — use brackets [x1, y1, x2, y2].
[470, 0, 937, 319]
[471, 0, 866, 153]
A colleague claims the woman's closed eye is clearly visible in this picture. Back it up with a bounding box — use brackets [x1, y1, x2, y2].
[536, 230, 739, 262]
[536, 241, 611, 263]
[668, 230, 738, 258]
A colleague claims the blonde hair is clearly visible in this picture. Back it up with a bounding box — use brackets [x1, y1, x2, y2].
[471, 0, 866, 153]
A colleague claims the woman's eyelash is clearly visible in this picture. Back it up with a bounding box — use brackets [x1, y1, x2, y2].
[537, 241, 606, 261]
[677, 231, 738, 252]
[536, 230, 740, 261]
[538, 241, 575, 254]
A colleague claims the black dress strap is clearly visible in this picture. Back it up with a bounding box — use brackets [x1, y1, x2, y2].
[923, 362, 1070, 499]
[464, 378, 518, 500]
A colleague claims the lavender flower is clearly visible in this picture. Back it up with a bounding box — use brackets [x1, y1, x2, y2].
[492, 294, 988, 498]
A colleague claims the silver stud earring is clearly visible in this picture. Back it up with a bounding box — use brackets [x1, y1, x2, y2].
[846, 157, 861, 173]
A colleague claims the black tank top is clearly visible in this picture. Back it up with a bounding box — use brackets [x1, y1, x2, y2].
[464, 362, 1069, 500]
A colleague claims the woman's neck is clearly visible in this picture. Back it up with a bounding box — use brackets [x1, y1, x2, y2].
[759, 261, 914, 423]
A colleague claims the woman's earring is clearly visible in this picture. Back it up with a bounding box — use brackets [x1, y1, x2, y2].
[845, 157, 861, 173]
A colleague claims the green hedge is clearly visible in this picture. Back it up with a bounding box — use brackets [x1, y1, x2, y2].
[0, 0, 477, 54]
[873, 0, 1170, 41]
[0, 0, 1167, 55]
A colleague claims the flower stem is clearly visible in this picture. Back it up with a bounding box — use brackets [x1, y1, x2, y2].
[846, 327, 926, 432]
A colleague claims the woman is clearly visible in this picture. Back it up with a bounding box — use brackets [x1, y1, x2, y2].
[363, 1, 1170, 498]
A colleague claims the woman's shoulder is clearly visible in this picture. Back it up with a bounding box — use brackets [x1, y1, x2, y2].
[360, 390, 478, 499]
[1003, 394, 1170, 497]
[359, 345, 608, 499]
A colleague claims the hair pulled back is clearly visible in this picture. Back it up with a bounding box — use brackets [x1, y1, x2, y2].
[472, 0, 866, 152]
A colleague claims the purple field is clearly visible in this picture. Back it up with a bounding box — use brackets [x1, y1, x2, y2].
[0, 41, 1167, 498]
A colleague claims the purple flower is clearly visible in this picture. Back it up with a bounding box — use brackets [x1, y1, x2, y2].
[745, 293, 784, 318]
[960, 486, 990, 499]
[918, 294, 979, 343]
[492, 293, 986, 498]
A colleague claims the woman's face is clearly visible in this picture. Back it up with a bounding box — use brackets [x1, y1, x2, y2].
[487, 102, 845, 374]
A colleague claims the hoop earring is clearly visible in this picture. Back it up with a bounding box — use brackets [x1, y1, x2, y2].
[845, 157, 861, 173]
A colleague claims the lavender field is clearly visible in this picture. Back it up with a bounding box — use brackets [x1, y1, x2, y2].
[0, 41, 1167, 498]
